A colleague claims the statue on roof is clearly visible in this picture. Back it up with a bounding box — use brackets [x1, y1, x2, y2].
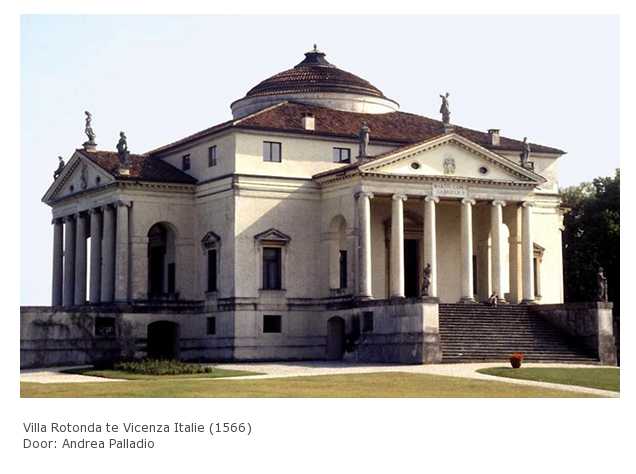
[83, 111, 97, 150]
[520, 137, 531, 167]
[359, 122, 370, 158]
[439, 92, 451, 125]
[116, 131, 130, 168]
[53, 156, 65, 180]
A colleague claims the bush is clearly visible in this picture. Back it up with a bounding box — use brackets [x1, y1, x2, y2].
[113, 359, 214, 376]
[510, 352, 524, 369]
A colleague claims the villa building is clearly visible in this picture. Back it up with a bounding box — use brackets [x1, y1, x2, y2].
[21, 47, 616, 367]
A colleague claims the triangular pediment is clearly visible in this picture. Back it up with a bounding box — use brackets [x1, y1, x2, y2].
[360, 134, 545, 184]
[254, 228, 291, 244]
[42, 151, 115, 204]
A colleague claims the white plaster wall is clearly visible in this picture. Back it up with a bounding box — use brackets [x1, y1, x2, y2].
[233, 187, 322, 298]
[532, 200, 565, 304]
[158, 132, 236, 182]
[234, 131, 394, 178]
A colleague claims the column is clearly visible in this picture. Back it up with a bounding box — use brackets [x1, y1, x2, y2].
[74, 212, 88, 305]
[115, 200, 131, 302]
[62, 216, 76, 306]
[89, 208, 102, 303]
[460, 199, 476, 302]
[423, 196, 439, 297]
[521, 201, 535, 303]
[357, 191, 373, 298]
[390, 193, 407, 298]
[101, 204, 115, 303]
[507, 205, 523, 304]
[51, 218, 64, 306]
[490, 200, 506, 302]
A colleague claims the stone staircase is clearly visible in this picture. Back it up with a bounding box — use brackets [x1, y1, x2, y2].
[439, 304, 598, 363]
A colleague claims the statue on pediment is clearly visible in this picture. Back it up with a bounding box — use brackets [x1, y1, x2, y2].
[359, 122, 370, 158]
[53, 156, 65, 180]
[83, 111, 97, 149]
[520, 137, 531, 167]
[117, 131, 130, 168]
[439, 92, 451, 125]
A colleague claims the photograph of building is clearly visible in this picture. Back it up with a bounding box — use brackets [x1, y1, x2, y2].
[20, 46, 616, 368]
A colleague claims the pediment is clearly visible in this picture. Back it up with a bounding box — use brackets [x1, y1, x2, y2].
[42, 151, 115, 203]
[361, 134, 545, 184]
[254, 228, 291, 244]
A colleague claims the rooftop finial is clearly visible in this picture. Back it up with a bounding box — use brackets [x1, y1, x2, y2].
[313, 43, 318, 52]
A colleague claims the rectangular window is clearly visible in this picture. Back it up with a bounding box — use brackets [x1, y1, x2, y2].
[207, 317, 216, 335]
[333, 147, 351, 163]
[208, 145, 217, 167]
[263, 315, 282, 333]
[207, 248, 217, 292]
[339, 250, 348, 289]
[362, 311, 374, 333]
[263, 141, 282, 162]
[182, 154, 191, 171]
[262, 247, 282, 289]
[95, 317, 116, 338]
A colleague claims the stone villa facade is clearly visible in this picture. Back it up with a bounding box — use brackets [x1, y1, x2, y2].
[20, 48, 616, 367]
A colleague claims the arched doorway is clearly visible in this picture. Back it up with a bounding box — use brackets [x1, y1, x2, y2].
[147, 223, 177, 299]
[326, 316, 346, 360]
[147, 321, 180, 360]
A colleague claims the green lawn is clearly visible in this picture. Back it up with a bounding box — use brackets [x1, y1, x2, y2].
[61, 367, 262, 381]
[21, 372, 601, 398]
[477, 367, 619, 392]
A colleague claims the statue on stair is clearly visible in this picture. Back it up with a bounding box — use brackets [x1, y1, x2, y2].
[596, 267, 608, 302]
[421, 263, 432, 297]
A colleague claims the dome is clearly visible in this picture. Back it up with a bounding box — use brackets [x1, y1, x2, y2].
[231, 47, 399, 118]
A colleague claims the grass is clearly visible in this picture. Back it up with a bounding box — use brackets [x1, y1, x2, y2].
[21, 372, 602, 398]
[61, 366, 261, 381]
[477, 367, 620, 392]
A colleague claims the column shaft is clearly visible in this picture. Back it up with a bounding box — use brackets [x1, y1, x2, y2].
[101, 205, 115, 302]
[51, 219, 64, 306]
[460, 199, 475, 302]
[522, 202, 535, 302]
[423, 197, 439, 297]
[490, 200, 506, 302]
[74, 213, 88, 305]
[89, 209, 102, 303]
[62, 217, 76, 306]
[115, 201, 130, 302]
[390, 194, 407, 298]
[357, 192, 373, 298]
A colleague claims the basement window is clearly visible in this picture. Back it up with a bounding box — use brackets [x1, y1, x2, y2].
[362, 312, 374, 333]
[263, 315, 282, 333]
[95, 317, 116, 338]
[207, 317, 216, 335]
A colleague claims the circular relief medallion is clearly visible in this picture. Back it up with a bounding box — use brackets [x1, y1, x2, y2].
[411, 162, 421, 170]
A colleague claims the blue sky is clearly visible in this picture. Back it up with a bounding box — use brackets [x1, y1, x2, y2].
[21, 15, 619, 304]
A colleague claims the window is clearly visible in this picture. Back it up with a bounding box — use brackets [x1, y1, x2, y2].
[333, 147, 351, 163]
[339, 250, 348, 289]
[263, 141, 282, 162]
[208, 146, 217, 167]
[362, 312, 374, 333]
[262, 247, 282, 290]
[207, 248, 218, 292]
[95, 317, 116, 338]
[182, 154, 191, 171]
[207, 317, 216, 335]
[263, 315, 282, 333]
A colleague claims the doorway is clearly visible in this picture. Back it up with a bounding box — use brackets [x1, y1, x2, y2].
[404, 239, 419, 297]
[326, 316, 345, 360]
[147, 321, 180, 360]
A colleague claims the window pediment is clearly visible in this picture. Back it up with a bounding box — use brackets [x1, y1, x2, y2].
[254, 228, 291, 245]
[201, 231, 221, 249]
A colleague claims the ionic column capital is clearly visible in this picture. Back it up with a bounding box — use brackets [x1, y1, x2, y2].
[115, 199, 132, 208]
[392, 193, 408, 202]
[355, 191, 374, 200]
[51, 217, 63, 225]
[492, 199, 506, 207]
[424, 196, 440, 204]
[522, 201, 534, 208]
[88, 207, 101, 215]
[63, 215, 75, 223]
[461, 198, 476, 206]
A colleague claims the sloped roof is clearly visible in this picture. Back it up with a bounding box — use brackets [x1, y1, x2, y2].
[78, 150, 196, 184]
[147, 101, 565, 157]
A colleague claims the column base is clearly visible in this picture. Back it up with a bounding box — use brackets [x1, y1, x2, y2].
[458, 297, 478, 304]
[521, 299, 537, 305]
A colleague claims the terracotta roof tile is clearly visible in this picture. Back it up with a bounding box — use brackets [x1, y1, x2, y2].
[79, 150, 196, 184]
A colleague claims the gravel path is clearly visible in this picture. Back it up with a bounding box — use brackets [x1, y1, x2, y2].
[20, 362, 618, 397]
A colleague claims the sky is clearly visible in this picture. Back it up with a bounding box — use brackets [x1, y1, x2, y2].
[20, 15, 619, 305]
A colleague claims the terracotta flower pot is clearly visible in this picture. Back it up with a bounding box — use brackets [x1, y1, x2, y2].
[509, 352, 524, 369]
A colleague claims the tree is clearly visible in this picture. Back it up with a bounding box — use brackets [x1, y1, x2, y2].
[561, 169, 619, 305]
